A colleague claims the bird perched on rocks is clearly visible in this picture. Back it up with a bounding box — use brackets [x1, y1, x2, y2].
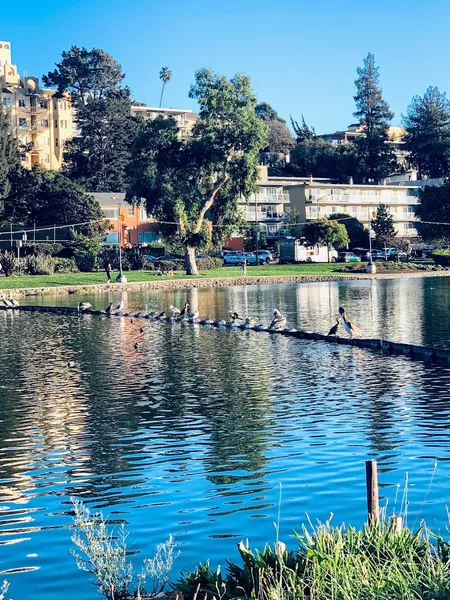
[169, 304, 181, 315]
[338, 306, 361, 338]
[77, 302, 92, 312]
[105, 302, 113, 313]
[179, 302, 189, 317]
[269, 309, 287, 330]
[327, 317, 340, 337]
[115, 300, 124, 312]
[9, 296, 19, 307]
[245, 317, 256, 326]
[188, 310, 200, 321]
[229, 311, 243, 322]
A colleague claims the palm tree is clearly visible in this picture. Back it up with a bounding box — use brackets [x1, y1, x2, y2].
[159, 67, 172, 108]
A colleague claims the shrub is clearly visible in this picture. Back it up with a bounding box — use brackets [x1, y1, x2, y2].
[196, 257, 223, 270]
[75, 251, 96, 272]
[0, 252, 20, 277]
[23, 242, 64, 256]
[54, 258, 79, 273]
[126, 247, 145, 270]
[71, 498, 178, 600]
[25, 254, 55, 275]
[432, 250, 450, 267]
[100, 246, 120, 270]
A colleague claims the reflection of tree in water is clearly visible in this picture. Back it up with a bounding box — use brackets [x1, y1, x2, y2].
[155, 325, 275, 487]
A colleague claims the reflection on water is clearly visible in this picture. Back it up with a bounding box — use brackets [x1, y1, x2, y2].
[1, 277, 450, 600]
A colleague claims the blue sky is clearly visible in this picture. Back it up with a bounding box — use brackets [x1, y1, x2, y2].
[2, 0, 450, 132]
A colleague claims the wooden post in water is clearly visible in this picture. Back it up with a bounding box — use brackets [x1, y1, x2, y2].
[365, 459, 379, 525]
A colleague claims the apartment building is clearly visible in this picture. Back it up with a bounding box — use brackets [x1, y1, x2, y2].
[91, 193, 161, 246]
[0, 41, 73, 170]
[288, 182, 420, 238]
[320, 124, 408, 168]
[130, 105, 198, 137]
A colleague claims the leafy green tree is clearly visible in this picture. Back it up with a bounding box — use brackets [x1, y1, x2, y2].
[159, 66, 172, 108]
[0, 95, 23, 204]
[328, 213, 369, 248]
[371, 204, 397, 248]
[288, 139, 360, 182]
[290, 115, 316, 142]
[127, 69, 267, 275]
[403, 87, 450, 179]
[2, 168, 104, 237]
[302, 219, 349, 260]
[415, 182, 450, 243]
[44, 46, 137, 191]
[256, 102, 294, 153]
[244, 225, 267, 252]
[353, 53, 397, 182]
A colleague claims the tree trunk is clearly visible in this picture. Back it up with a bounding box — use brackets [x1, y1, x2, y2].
[185, 246, 198, 275]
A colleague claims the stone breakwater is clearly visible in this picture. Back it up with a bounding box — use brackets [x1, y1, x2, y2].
[3, 270, 450, 298]
[3, 303, 450, 365]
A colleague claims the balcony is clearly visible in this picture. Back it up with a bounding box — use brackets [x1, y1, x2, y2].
[307, 193, 419, 205]
[243, 209, 288, 222]
[252, 191, 290, 204]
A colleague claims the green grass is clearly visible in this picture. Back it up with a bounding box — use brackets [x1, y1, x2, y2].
[0, 263, 351, 290]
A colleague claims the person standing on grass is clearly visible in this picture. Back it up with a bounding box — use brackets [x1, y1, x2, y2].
[106, 263, 112, 283]
[242, 258, 247, 276]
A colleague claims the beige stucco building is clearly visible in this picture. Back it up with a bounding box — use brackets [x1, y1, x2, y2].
[130, 105, 198, 138]
[0, 40, 72, 170]
[288, 182, 420, 238]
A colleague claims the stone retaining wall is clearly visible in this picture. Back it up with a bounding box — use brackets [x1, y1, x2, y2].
[4, 270, 450, 298]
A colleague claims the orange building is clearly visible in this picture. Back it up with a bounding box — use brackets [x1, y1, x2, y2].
[91, 193, 162, 247]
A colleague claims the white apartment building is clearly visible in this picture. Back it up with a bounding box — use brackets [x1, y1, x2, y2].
[288, 182, 420, 238]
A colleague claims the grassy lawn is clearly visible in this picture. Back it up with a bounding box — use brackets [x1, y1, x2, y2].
[0, 263, 353, 290]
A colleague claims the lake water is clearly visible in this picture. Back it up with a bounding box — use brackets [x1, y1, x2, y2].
[1, 276, 450, 600]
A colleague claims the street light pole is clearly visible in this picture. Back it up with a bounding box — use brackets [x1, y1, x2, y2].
[366, 206, 376, 274]
[254, 193, 259, 265]
[116, 200, 127, 283]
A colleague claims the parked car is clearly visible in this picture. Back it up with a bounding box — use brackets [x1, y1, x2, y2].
[385, 248, 408, 260]
[256, 250, 273, 264]
[352, 248, 371, 261]
[337, 252, 361, 263]
[223, 252, 267, 265]
[371, 250, 386, 261]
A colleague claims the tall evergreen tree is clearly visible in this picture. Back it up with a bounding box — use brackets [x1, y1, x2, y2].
[0, 94, 22, 203]
[371, 204, 397, 248]
[402, 87, 450, 179]
[353, 53, 397, 182]
[44, 46, 137, 191]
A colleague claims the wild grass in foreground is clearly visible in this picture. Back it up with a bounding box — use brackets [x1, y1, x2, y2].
[177, 518, 450, 600]
[70, 494, 450, 600]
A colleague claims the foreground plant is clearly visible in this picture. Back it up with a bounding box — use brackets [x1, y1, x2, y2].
[71, 498, 179, 600]
[176, 518, 450, 600]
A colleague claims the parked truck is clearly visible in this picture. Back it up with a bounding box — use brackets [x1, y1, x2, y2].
[279, 238, 338, 263]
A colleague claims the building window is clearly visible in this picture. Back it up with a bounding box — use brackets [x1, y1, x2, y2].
[55, 120, 58, 128]
[19, 118, 27, 127]
[40, 100, 48, 109]
[18, 99, 25, 108]
[140, 208, 148, 220]
[41, 119, 49, 127]
[3, 97, 11, 106]
[55, 138, 59, 147]
[103, 209, 118, 219]
[5, 45, 9, 50]
[54, 101, 57, 110]
[64, 120, 68, 128]
[127, 207, 134, 216]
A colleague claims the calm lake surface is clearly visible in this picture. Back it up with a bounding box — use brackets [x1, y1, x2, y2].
[1, 276, 450, 600]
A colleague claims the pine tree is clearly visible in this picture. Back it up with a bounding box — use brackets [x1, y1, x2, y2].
[353, 53, 397, 182]
[371, 204, 397, 249]
[44, 46, 137, 191]
[0, 94, 22, 203]
[403, 87, 450, 179]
